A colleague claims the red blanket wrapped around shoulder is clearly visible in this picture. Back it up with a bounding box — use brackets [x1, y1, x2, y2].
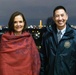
[0, 32, 41, 75]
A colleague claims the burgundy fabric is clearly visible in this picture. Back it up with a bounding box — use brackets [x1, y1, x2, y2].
[0, 32, 41, 75]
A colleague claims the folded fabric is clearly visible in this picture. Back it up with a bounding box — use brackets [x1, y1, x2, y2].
[0, 31, 41, 75]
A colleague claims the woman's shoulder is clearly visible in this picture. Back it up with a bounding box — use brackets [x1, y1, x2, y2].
[2, 31, 10, 36]
[23, 31, 32, 37]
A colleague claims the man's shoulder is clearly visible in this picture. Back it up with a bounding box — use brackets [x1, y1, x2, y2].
[70, 25, 76, 36]
[70, 25, 76, 30]
[42, 27, 52, 40]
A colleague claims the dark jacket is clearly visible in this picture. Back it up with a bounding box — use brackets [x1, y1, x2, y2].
[40, 23, 76, 75]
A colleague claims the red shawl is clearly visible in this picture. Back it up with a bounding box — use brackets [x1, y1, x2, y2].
[0, 32, 41, 75]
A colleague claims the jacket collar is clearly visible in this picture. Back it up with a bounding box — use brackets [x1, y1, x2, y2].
[63, 23, 74, 39]
[46, 23, 74, 44]
[47, 23, 74, 37]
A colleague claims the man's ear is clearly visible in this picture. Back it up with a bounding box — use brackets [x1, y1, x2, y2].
[53, 16, 55, 22]
[66, 14, 68, 20]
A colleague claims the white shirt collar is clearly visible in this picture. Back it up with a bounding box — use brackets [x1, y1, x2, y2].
[57, 27, 66, 35]
[57, 26, 66, 38]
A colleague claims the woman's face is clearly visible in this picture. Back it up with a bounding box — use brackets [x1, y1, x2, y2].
[14, 15, 24, 34]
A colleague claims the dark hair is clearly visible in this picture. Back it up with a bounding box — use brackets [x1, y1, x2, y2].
[53, 6, 67, 16]
[8, 11, 27, 32]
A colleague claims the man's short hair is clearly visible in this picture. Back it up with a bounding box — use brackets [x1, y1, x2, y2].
[53, 6, 67, 16]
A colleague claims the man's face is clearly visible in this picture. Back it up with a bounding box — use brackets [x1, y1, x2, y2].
[53, 9, 68, 29]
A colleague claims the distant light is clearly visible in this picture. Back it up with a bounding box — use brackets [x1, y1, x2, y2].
[0, 25, 2, 30]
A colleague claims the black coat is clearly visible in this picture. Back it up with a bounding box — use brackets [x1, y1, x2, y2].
[40, 24, 76, 75]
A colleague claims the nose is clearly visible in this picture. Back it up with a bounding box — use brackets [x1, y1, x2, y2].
[58, 16, 62, 20]
[16, 22, 20, 25]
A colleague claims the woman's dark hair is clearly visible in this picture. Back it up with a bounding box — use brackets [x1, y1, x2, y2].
[8, 11, 27, 32]
[53, 6, 67, 16]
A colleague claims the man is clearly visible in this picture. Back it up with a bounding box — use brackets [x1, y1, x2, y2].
[40, 6, 76, 75]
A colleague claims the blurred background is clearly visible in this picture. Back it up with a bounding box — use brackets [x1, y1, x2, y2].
[0, 0, 76, 26]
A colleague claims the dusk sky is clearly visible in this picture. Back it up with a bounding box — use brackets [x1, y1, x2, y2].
[0, 0, 76, 26]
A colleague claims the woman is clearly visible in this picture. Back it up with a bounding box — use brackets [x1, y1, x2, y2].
[0, 11, 41, 75]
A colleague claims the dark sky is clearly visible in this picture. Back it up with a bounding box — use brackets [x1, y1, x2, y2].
[0, 0, 76, 26]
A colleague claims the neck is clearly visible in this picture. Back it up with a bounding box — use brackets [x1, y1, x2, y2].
[14, 32, 22, 36]
[57, 25, 66, 30]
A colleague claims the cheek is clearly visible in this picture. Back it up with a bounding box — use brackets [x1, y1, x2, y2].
[14, 23, 17, 27]
[22, 24, 24, 27]
[64, 15, 68, 20]
[53, 17, 57, 22]
[22, 23, 25, 28]
[66, 16, 68, 20]
[14, 25, 17, 30]
[54, 17, 59, 21]
[54, 19, 58, 23]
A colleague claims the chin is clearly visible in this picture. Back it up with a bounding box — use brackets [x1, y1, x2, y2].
[58, 24, 65, 26]
[16, 30, 22, 32]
